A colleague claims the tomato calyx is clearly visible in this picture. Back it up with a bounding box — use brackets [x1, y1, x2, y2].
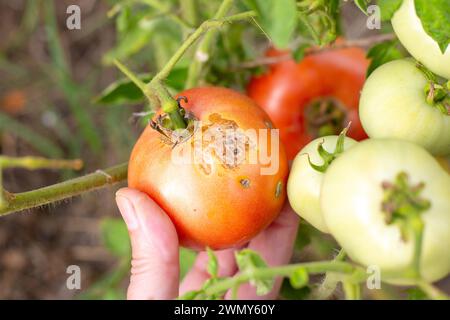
[307, 124, 349, 173]
[416, 62, 450, 115]
[149, 96, 198, 146]
[424, 82, 450, 115]
[381, 172, 430, 279]
[305, 97, 348, 137]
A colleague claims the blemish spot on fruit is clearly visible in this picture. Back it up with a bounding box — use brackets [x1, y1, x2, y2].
[264, 120, 273, 129]
[195, 113, 255, 171]
[275, 181, 282, 198]
[240, 178, 251, 188]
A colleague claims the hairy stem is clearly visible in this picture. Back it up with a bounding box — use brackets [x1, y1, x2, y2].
[0, 163, 128, 216]
[185, 0, 234, 88]
[191, 261, 364, 299]
[150, 10, 256, 83]
[310, 249, 346, 299]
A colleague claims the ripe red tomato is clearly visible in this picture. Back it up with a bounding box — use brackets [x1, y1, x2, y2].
[247, 46, 369, 160]
[128, 87, 288, 250]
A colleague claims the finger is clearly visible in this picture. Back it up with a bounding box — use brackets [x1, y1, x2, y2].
[116, 187, 180, 300]
[226, 203, 300, 300]
[179, 248, 237, 295]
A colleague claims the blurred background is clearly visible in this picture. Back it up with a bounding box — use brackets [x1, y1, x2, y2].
[0, 0, 447, 299]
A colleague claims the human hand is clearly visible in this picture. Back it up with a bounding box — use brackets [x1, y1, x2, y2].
[115, 187, 299, 300]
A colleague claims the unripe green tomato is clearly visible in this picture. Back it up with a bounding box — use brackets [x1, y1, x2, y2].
[287, 135, 357, 233]
[360, 59, 450, 156]
[321, 139, 450, 284]
[391, 0, 450, 79]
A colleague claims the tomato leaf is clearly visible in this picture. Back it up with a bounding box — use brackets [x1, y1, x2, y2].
[290, 268, 309, 289]
[94, 68, 187, 105]
[243, 0, 297, 49]
[354, 0, 370, 15]
[377, 0, 403, 21]
[100, 218, 131, 258]
[206, 247, 218, 278]
[235, 249, 274, 295]
[366, 40, 404, 77]
[414, 0, 450, 53]
[94, 73, 152, 105]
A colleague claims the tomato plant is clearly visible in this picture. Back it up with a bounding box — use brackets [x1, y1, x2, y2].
[247, 46, 369, 160]
[321, 139, 450, 284]
[359, 59, 450, 156]
[128, 87, 288, 250]
[287, 133, 357, 233]
[391, 0, 450, 80]
[2, 0, 449, 301]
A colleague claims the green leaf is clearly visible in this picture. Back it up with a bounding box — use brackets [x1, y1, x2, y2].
[243, 0, 297, 49]
[414, 0, 450, 53]
[290, 268, 309, 289]
[354, 0, 370, 15]
[94, 67, 187, 106]
[94, 74, 152, 105]
[180, 248, 197, 280]
[100, 218, 131, 258]
[206, 247, 218, 278]
[235, 249, 274, 296]
[377, 0, 403, 21]
[103, 16, 159, 65]
[366, 40, 404, 77]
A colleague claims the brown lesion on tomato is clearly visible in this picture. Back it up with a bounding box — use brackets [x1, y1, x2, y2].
[196, 113, 256, 175]
[264, 119, 274, 129]
[150, 109, 198, 147]
[275, 181, 283, 198]
[239, 178, 251, 188]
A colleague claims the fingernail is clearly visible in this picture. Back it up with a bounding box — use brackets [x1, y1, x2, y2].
[116, 195, 139, 231]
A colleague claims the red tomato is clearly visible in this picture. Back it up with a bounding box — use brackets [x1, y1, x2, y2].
[128, 87, 288, 250]
[247, 46, 369, 160]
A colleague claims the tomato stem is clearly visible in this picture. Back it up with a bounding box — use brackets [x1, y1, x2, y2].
[185, 0, 234, 88]
[179, 260, 366, 299]
[342, 280, 362, 300]
[0, 163, 128, 216]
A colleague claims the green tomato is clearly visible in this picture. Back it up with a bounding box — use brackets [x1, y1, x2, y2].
[321, 139, 450, 284]
[391, 0, 450, 79]
[287, 135, 357, 233]
[360, 59, 450, 156]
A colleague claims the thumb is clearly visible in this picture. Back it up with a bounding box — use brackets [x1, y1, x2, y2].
[116, 188, 180, 300]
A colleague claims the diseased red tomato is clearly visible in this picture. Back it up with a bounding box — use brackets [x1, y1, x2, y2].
[128, 87, 288, 250]
[247, 46, 369, 160]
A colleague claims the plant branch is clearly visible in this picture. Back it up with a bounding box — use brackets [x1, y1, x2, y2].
[310, 249, 346, 299]
[180, 260, 365, 299]
[0, 163, 128, 216]
[150, 10, 256, 83]
[185, 0, 234, 88]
